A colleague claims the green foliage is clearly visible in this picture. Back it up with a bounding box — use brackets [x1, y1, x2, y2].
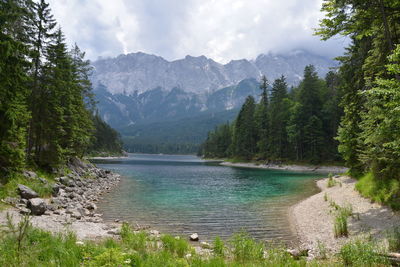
[356, 172, 400, 210]
[230, 231, 264, 262]
[232, 96, 257, 160]
[201, 69, 342, 164]
[327, 177, 337, 188]
[387, 226, 400, 252]
[0, 0, 121, 181]
[339, 239, 388, 266]
[213, 236, 225, 257]
[333, 204, 352, 238]
[88, 113, 123, 156]
[161, 234, 190, 258]
[317, 0, 400, 205]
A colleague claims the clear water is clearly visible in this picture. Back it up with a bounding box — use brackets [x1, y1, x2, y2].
[94, 154, 324, 242]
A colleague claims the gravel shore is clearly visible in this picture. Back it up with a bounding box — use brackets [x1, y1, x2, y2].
[0, 160, 124, 240]
[220, 161, 348, 174]
[289, 176, 400, 255]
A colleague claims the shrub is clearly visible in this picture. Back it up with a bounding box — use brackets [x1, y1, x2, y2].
[387, 226, 400, 252]
[327, 176, 337, 188]
[334, 213, 348, 238]
[356, 172, 400, 210]
[339, 239, 388, 266]
[161, 234, 189, 258]
[230, 232, 264, 262]
[213, 236, 225, 257]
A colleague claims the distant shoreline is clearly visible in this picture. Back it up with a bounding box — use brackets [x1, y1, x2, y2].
[220, 161, 348, 174]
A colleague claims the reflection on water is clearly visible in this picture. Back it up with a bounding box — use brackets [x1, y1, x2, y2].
[93, 154, 324, 242]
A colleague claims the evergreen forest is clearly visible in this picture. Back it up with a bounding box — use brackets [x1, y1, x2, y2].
[0, 0, 122, 180]
[201, 0, 400, 208]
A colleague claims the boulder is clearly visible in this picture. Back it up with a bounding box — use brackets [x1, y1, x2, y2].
[52, 184, 60, 197]
[4, 197, 20, 205]
[59, 176, 73, 187]
[23, 170, 38, 180]
[190, 233, 199, 241]
[28, 198, 46, 215]
[18, 184, 39, 199]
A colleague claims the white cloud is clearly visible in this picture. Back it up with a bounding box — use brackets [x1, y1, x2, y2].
[47, 0, 346, 62]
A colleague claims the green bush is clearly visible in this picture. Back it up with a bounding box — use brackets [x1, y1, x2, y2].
[339, 239, 388, 266]
[327, 176, 337, 188]
[387, 226, 400, 252]
[230, 232, 264, 262]
[334, 213, 348, 238]
[213, 236, 225, 257]
[356, 172, 400, 210]
[161, 234, 189, 258]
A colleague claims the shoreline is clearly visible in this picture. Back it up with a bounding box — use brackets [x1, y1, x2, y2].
[220, 161, 348, 174]
[289, 175, 400, 254]
[0, 160, 125, 240]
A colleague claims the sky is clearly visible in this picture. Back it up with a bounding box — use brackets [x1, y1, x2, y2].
[47, 0, 348, 63]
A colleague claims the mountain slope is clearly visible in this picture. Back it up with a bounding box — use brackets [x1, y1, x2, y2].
[91, 50, 335, 95]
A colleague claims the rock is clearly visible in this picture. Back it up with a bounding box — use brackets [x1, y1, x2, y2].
[71, 210, 82, 219]
[200, 242, 212, 249]
[107, 229, 120, 235]
[52, 184, 60, 197]
[4, 197, 20, 205]
[190, 233, 199, 241]
[150, 230, 160, 236]
[19, 207, 31, 215]
[287, 248, 309, 259]
[59, 176, 72, 187]
[18, 184, 39, 199]
[28, 198, 46, 215]
[38, 177, 48, 184]
[19, 198, 28, 205]
[76, 241, 84, 246]
[23, 170, 38, 180]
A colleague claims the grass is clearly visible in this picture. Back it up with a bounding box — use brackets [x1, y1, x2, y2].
[387, 226, 400, 252]
[327, 176, 337, 188]
[339, 238, 388, 266]
[331, 202, 353, 238]
[0, 216, 396, 266]
[356, 172, 400, 210]
[0, 173, 53, 200]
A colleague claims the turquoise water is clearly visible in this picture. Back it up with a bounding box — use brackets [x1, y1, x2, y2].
[94, 154, 324, 242]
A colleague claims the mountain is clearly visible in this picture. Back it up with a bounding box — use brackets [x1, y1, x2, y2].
[91, 50, 337, 153]
[91, 50, 335, 95]
[94, 78, 259, 130]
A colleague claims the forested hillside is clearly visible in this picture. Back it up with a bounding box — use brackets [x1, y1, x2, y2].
[201, 0, 400, 209]
[0, 0, 122, 179]
[200, 69, 342, 164]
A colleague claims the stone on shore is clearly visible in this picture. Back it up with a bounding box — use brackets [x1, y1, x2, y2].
[190, 233, 199, 241]
[28, 198, 46, 215]
[18, 184, 39, 199]
[23, 170, 38, 180]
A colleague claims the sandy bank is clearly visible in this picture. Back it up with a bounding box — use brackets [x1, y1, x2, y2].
[220, 161, 348, 174]
[289, 176, 400, 254]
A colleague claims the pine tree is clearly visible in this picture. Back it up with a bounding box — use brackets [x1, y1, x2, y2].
[0, 0, 31, 177]
[254, 75, 269, 158]
[232, 96, 256, 160]
[269, 76, 291, 159]
[26, 0, 57, 159]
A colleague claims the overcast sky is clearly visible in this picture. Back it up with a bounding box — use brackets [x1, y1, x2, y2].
[47, 0, 347, 63]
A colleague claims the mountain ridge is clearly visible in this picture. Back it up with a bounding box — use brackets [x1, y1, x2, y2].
[91, 49, 336, 95]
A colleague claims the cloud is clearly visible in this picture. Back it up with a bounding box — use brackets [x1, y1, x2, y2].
[47, 0, 347, 62]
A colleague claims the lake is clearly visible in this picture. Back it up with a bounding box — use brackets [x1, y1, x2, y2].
[93, 154, 325, 242]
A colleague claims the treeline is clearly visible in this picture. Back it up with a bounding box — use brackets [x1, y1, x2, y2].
[200, 67, 342, 164]
[316, 0, 400, 208]
[123, 137, 199, 155]
[0, 0, 121, 178]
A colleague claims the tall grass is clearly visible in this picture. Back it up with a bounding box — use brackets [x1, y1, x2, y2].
[356, 172, 400, 210]
[333, 203, 353, 238]
[387, 226, 400, 252]
[339, 239, 388, 266]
